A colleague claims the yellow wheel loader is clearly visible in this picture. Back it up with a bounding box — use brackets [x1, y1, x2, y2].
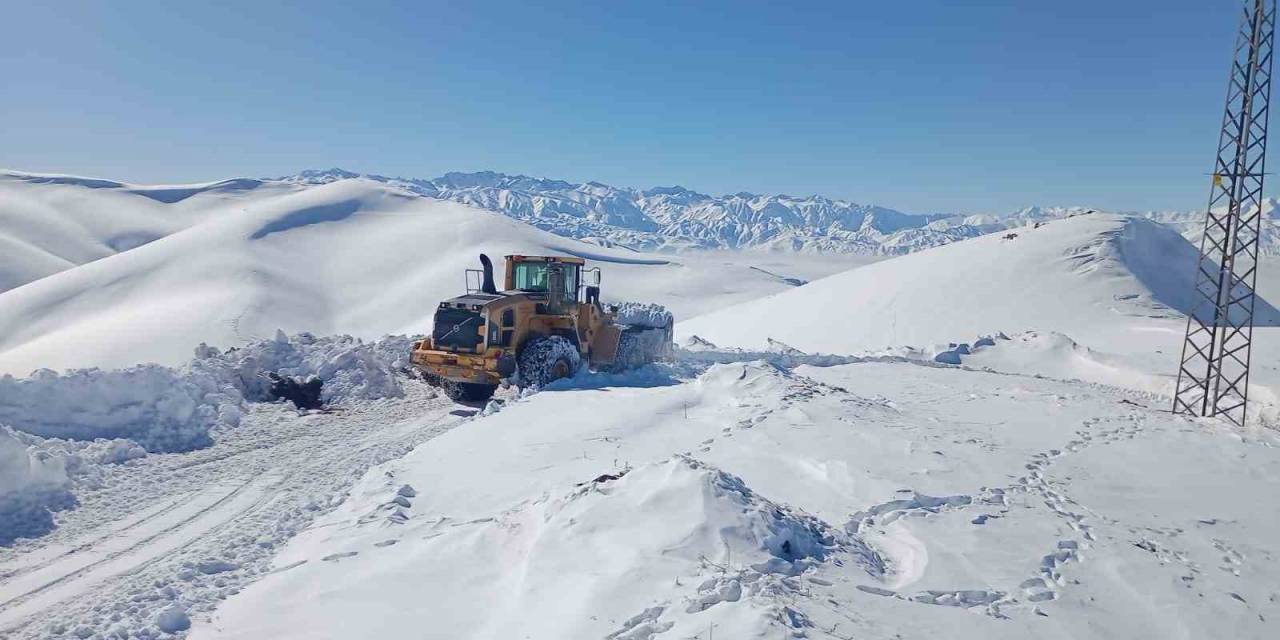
[410, 254, 674, 401]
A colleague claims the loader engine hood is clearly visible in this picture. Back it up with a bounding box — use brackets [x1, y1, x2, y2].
[431, 291, 535, 351]
[431, 293, 503, 350]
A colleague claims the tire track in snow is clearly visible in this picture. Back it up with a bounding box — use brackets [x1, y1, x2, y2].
[0, 492, 193, 584]
[0, 477, 272, 633]
[1, 380, 465, 639]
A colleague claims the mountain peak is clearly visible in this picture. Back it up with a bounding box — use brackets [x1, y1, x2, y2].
[284, 168, 362, 184]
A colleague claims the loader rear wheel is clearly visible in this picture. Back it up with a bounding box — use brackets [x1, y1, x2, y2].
[518, 335, 580, 388]
[443, 381, 496, 403]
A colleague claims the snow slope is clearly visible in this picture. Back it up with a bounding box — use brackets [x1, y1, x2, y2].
[0, 171, 299, 293]
[193, 360, 1280, 640]
[679, 213, 1280, 414]
[0, 178, 862, 376]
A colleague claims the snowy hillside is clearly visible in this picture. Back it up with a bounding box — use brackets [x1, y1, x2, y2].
[0, 177, 869, 376]
[0, 172, 299, 292]
[679, 213, 1280, 419]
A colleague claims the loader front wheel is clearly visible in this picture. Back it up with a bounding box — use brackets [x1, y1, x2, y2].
[517, 335, 581, 389]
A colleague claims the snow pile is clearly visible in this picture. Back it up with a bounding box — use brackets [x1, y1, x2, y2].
[0, 428, 73, 545]
[191, 332, 412, 404]
[0, 333, 413, 454]
[0, 365, 226, 453]
[613, 301, 673, 328]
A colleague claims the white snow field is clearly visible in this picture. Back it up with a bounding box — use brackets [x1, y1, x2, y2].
[2, 170, 1280, 639]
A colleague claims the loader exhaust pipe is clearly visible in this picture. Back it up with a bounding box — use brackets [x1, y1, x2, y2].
[479, 254, 497, 294]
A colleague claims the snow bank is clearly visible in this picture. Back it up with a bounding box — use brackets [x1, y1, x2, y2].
[0, 428, 73, 545]
[191, 331, 412, 405]
[0, 333, 413, 454]
[0, 365, 225, 453]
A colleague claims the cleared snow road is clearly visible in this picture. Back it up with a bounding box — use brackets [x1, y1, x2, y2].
[0, 380, 463, 639]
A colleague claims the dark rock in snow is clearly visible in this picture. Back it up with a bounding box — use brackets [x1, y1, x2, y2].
[267, 373, 324, 410]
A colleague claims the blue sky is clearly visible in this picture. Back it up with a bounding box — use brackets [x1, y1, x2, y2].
[0, 1, 1254, 213]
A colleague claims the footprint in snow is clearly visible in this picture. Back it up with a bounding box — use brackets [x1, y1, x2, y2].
[322, 551, 359, 562]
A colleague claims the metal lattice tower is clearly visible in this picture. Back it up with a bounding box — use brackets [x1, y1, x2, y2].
[1174, 0, 1276, 426]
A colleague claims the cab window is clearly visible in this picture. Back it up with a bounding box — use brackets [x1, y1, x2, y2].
[513, 262, 549, 292]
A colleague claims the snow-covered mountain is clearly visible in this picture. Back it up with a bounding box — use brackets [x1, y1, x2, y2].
[277, 168, 973, 254]
[280, 169, 1280, 257]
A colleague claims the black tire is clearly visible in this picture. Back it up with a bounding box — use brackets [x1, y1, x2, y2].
[443, 381, 497, 402]
[517, 335, 581, 388]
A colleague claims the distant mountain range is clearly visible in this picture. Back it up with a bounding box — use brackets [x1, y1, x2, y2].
[279, 169, 1280, 256]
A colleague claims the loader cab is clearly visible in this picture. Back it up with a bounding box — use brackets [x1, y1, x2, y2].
[505, 255, 584, 314]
